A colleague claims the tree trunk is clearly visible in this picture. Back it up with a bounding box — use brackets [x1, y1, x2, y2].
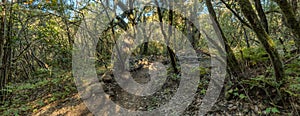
[0, 0, 12, 103]
[155, 0, 179, 74]
[238, 0, 285, 82]
[273, 0, 300, 52]
[206, 0, 243, 77]
[254, 0, 269, 34]
[0, 0, 6, 103]
[291, 0, 298, 12]
[141, 19, 149, 55]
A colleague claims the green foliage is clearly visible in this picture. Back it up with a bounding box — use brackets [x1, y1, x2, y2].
[1, 71, 76, 116]
[170, 73, 180, 80]
[265, 107, 280, 114]
[236, 47, 269, 66]
[33, 68, 52, 79]
[283, 59, 300, 97]
[1, 0, 300, 115]
[226, 87, 247, 100]
[133, 42, 167, 56]
[283, 76, 300, 97]
[242, 75, 280, 89]
[200, 89, 206, 95]
[285, 59, 300, 77]
[199, 67, 209, 75]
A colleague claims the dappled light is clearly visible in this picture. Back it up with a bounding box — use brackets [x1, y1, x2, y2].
[0, 0, 299, 115]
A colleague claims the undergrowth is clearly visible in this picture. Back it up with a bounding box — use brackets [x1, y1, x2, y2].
[0, 70, 77, 116]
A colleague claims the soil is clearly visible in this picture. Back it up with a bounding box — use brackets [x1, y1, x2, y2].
[30, 55, 296, 116]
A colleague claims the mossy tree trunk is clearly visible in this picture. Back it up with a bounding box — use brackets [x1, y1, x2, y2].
[238, 0, 285, 82]
[272, 0, 300, 52]
[254, 0, 269, 34]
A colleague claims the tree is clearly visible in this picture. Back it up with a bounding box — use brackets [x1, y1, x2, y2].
[205, 0, 243, 77]
[237, 0, 285, 82]
[272, 0, 300, 52]
[0, 0, 7, 103]
[154, 0, 179, 74]
[0, 0, 13, 103]
[254, 0, 269, 34]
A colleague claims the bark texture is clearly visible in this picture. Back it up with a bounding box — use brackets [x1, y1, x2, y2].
[273, 0, 300, 51]
[238, 0, 285, 82]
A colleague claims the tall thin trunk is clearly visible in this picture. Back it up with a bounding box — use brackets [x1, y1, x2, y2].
[0, 0, 12, 103]
[155, 0, 179, 74]
[243, 26, 250, 48]
[206, 0, 243, 77]
[238, 0, 285, 82]
[254, 0, 269, 34]
[141, 18, 150, 55]
[0, 0, 6, 103]
[142, 26, 149, 55]
[59, 2, 73, 45]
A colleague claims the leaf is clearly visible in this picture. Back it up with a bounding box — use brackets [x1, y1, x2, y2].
[239, 94, 246, 99]
[228, 89, 233, 93]
[234, 87, 239, 91]
[14, 110, 20, 116]
[233, 92, 239, 96]
[3, 88, 13, 93]
[33, 109, 38, 112]
[271, 107, 280, 113]
[265, 108, 271, 114]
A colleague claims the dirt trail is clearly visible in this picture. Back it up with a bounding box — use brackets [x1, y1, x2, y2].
[32, 94, 92, 116]
[30, 56, 278, 116]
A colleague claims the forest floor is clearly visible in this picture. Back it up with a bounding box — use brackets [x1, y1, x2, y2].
[1, 55, 299, 116]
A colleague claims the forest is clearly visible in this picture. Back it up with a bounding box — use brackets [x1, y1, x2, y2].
[0, 0, 299, 115]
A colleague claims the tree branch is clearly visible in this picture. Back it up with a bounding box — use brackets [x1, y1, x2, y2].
[220, 0, 252, 29]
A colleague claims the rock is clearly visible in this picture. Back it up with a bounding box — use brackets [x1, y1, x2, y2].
[101, 71, 113, 82]
[228, 105, 237, 111]
[243, 108, 249, 113]
[106, 91, 115, 96]
[138, 107, 144, 110]
[102, 75, 112, 82]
